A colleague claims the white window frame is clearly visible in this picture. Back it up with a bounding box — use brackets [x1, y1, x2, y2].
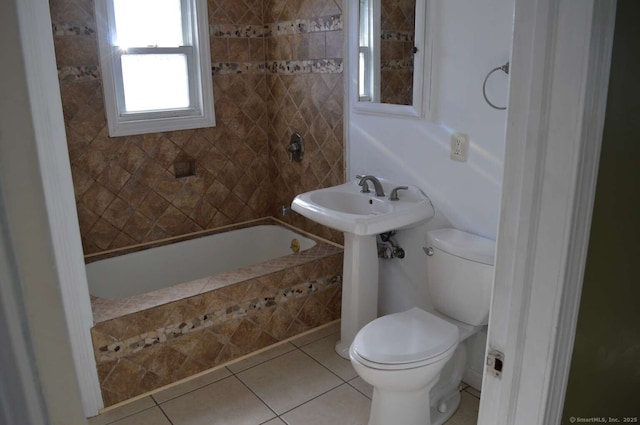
[358, 0, 377, 102]
[95, 0, 215, 137]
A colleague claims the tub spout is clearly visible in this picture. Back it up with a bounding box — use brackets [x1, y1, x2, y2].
[281, 205, 292, 216]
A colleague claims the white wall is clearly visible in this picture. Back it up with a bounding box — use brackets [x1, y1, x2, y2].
[347, 0, 513, 314]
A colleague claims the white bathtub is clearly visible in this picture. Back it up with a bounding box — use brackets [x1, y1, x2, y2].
[86, 224, 316, 299]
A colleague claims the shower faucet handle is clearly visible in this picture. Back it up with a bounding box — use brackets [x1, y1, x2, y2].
[287, 132, 304, 162]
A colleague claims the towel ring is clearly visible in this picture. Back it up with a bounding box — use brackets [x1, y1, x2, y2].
[482, 62, 509, 110]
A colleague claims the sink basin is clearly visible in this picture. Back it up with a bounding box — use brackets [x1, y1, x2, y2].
[291, 179, 434, 236]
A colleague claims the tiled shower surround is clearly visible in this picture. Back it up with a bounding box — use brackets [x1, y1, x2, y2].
[49, 0, 347, 408]
[49, 0, 345, 255]
[90, 219, 343, 407]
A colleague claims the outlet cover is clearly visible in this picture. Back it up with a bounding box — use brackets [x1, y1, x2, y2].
[450, 132, 469, 162]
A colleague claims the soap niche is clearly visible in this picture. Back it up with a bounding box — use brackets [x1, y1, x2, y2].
[174, 159, 196, 178]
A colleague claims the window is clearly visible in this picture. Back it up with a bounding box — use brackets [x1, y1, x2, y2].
[95, 0, 215, 136]
[358, 0, 374, 102]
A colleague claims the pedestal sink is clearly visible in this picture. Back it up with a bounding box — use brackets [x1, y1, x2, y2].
[291, 178, 435, 358]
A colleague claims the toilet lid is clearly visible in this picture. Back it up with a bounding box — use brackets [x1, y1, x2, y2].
[352, 308, 459, 365]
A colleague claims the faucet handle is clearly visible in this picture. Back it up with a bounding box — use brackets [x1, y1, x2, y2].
[389, 186, 409, 201]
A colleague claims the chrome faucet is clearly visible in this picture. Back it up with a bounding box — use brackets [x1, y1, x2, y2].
[357, 175, 385, 197]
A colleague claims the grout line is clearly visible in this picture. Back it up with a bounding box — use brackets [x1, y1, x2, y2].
[463, 387, 481, 400]
[156, 404, 175, 425]
[228, 343, 296, 374]
[93, 404, 158, 425]
[232, 343, 343, 418]
[231, 372, 280, 420]
[345, 378, 372, 400]
[290, 328, 340, 349]
[297, 341, 350, 383]
[276, 381, 347, 417]
[153, 368, 233, 405]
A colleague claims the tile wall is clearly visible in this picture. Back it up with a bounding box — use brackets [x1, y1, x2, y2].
[49, 0, 345, 255]
[380, 0, 415, 105]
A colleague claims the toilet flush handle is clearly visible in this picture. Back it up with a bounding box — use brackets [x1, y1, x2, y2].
[423, 247, 434, 256]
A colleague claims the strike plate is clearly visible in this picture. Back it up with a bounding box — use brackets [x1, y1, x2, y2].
[486, 349, 504, 378]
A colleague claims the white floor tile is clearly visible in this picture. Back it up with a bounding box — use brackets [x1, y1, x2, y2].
[237, 350, 342, 414]
[445, 392, 480, 425]
[464, 385, 481, 399]
[227, 342, 296, 374]
[261, 419, 286, 425]
[88, 396, 156, 425]
[300, 333, 358, 381]
[160, 376, 275, 425]
[152, 367, 231, 404]
[347, 376, 373, 399]
[281, 384, 371, 425]
[109, 407, 170, 425]
[289, 321, 340, 347]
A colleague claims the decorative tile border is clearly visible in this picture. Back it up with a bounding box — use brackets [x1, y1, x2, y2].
[381, 30, 414, 42]
[212, 61, 268, 75]
[268, 15, 342, 36]
[58, 65, 101, 81]
[51, 14, 342, 41]
[266, 59, 343, 75]
[52, 21, 96, 36]
[56, 59, 343, 81]
[381, 59, 414, 71]
[210, 23, 270, 38]
[96, 274, 340, 362]
[209, 15, 342, 39]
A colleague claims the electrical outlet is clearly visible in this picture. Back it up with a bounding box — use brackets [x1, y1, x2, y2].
[450, 132, 469, 162]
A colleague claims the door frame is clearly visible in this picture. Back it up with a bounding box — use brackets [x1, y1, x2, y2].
[478, 0, 616, 424]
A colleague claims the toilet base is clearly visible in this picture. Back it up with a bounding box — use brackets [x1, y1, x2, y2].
[430, 390, 461, 425]
[368, 381, 437, 425]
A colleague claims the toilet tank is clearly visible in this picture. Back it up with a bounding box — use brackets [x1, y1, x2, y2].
[426, 229, 496, 326]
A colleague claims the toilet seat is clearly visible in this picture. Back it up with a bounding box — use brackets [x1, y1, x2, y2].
[351, 308, 459, 370]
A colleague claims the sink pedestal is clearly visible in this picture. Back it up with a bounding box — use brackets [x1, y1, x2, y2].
[335, 233, 379, 359]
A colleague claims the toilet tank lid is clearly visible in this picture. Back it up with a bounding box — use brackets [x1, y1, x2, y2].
[427, 229, 496, 265]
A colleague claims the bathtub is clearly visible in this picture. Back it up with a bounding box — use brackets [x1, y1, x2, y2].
[88, 218, 343, 407]
[86, 224, 316, 299]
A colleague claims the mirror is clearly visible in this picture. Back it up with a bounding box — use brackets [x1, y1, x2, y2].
[349, 0, 431, 117]
[358, 0, 417, 106]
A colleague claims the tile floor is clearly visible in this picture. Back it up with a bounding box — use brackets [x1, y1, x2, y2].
[89, 322, 480, 425]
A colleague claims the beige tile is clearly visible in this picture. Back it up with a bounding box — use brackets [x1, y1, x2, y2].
[151, 367, 231, 403]
[110, 407, 171, 425]
[161, 376, 275, 425]
[281, 384, 370, 425]
[300, 333, 357, 380]
[289, 321, 340, 347]
[236, 350, 342, 414]
[227, 342, 297, 373]
[347, 376, 373, 399]
[464, 385, 481, 399]
[262, 419, 287, 425]
[88, 396, 156, 425]
[446, 392, 480, 425]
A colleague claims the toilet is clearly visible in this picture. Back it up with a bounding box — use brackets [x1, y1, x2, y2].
[349, 228, 495, 425]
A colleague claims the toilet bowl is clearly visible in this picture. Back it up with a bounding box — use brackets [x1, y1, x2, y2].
[350, 228, 496, 425]
[349, 308, 459, 425]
